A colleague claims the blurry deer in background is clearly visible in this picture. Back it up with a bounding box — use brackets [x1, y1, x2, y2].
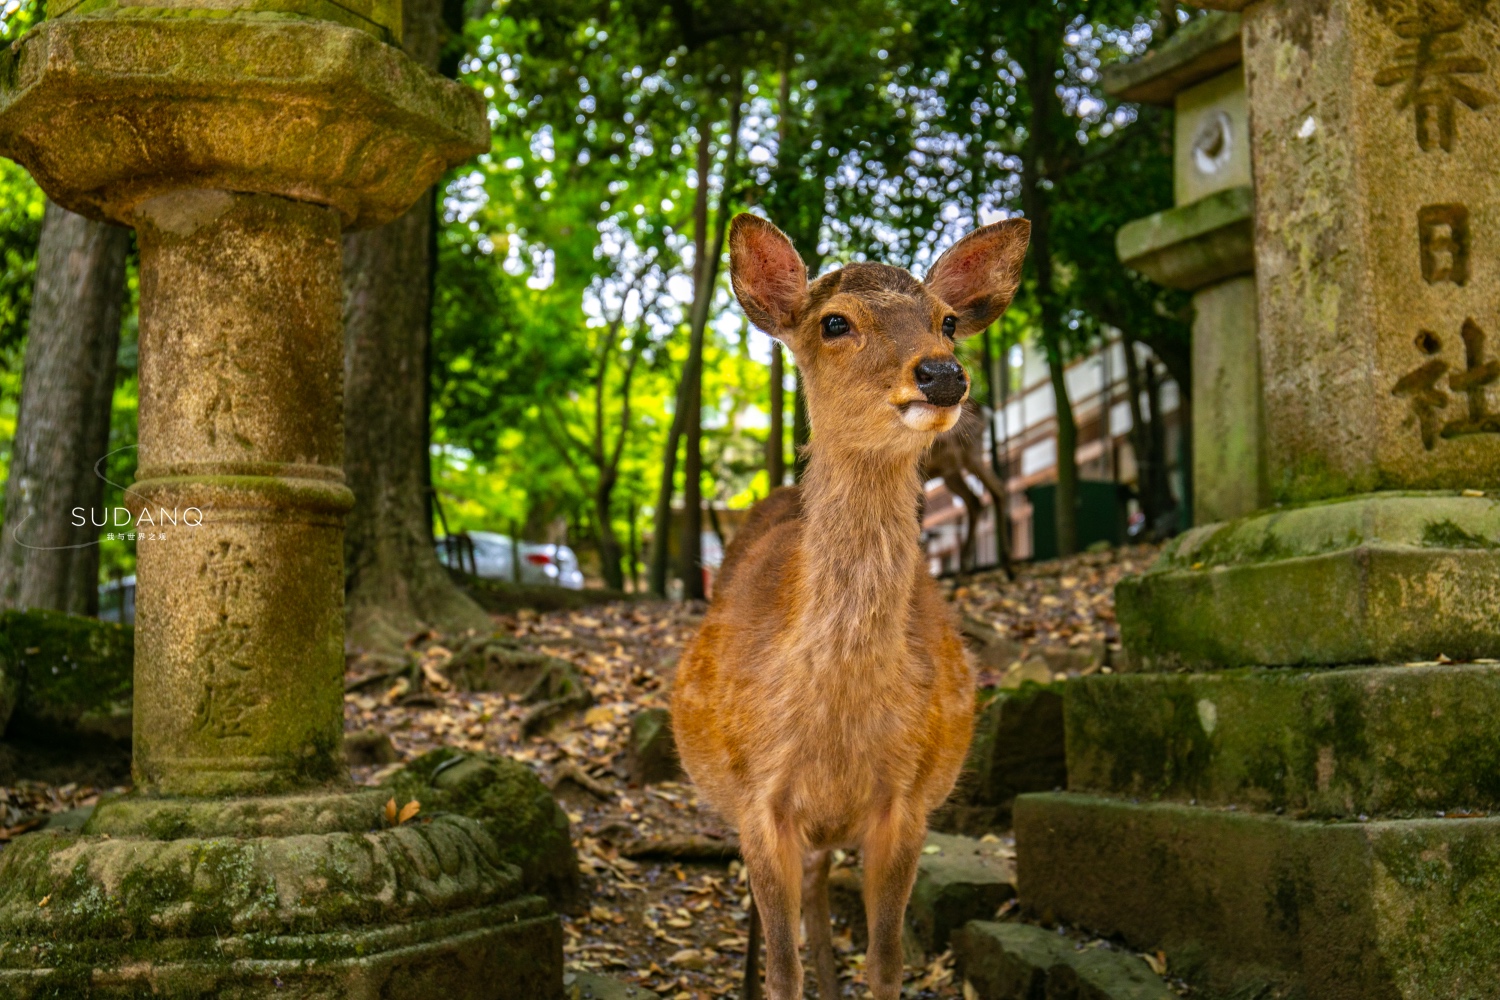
[672, 214, 1030, 1000]
[923, 400, 1014, 578]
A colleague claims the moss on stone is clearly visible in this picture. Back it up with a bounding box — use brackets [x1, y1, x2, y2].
[2, 609, 132, 739]
[382, 748, 579, 909]
[1066, 665, 1500, 817]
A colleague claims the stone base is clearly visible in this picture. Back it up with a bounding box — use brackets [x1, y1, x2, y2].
[0, 791, 563, 998]
[1065, 663, 1500, 817]
[1116, 493, 1500, 669]
[1015, 794, 1500, 999]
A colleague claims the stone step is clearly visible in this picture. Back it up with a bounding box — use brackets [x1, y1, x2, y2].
[829, 832, 1016, 958]
[1014, 792, 1500, 998]
[935, 683, 1067, 835]
[952, 921, 1174, 1000]
[1066, 662, 1500, 817]
[565, 972, 659, 999]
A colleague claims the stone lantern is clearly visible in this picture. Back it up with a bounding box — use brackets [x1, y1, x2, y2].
[1105, 12, 1264, 525]
[1015, 1, 1500, 996]
[0, 4, 561, 997]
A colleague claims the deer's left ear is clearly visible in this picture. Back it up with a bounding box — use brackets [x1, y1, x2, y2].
[924, 219, 1031, 337]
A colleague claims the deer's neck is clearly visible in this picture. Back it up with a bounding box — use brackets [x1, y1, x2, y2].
[795, 444, 924, 663]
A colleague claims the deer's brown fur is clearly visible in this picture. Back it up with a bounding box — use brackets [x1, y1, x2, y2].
[672, 214, 1030, 999]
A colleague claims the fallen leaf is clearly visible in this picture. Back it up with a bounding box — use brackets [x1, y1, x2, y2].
[384, 797, 398, 825]
[398, 800, 421, 824]
[37, 895, 49, 908]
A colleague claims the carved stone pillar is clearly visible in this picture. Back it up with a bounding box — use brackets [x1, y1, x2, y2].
[0, 11, 561, 998]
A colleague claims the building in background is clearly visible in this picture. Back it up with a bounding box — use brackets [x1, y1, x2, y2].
[921, 332, 1183, 573]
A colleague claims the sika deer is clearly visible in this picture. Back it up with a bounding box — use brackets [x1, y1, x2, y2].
[923, 400, 1014, 577]
[672, 214, 1030, 1000]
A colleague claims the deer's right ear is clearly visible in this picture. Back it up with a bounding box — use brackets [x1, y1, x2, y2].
[729, 214, 807, 339]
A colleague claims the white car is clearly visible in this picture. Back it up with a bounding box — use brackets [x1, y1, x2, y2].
[436, 531, 585, 589]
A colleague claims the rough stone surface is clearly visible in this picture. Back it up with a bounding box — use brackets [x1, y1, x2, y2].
[344, 725, 398, 766]
[0, 816, 562, 998]
[1116, 492, 1500, 668]
[829, 832, 1015, 957]
[1066, 663, 1500, 817]
[1192, 276, 1264, 524]
[938, 685, 1067, 834]
[0, 609, 132, 740]
[0, 17, 488, 229]
[565, 972, 660, 999]
[130, 191, 351, 798]
[84, 787, 390, 839]
[1242, 0, 1500, 500]
[382, 748, 580, 909]
[1015, 793, 1500, 1000]
[1117, 185, 1254, 291]
[953, 921, 1174, 1000]
[628, 708, 684, 786]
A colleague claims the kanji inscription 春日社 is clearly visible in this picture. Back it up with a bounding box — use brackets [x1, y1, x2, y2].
[1393, 321, 1500, 449]
[1375, 11, 1495, 152]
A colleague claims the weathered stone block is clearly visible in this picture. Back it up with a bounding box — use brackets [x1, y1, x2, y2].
[953, 921, 1174, 1000]
[1066, 663, 1500, 817]
[1173, 64, 1251, 208]
[382, 748, 580, 909]
[1240, 0, 1500, 500]
[1192, 276, 1264, 523]
[344, 725, 398, 766]
[566, 972, 660, 999]
[628, 707, 684, 786]
[829, 832, 1015, 957]
[1116, 185, 1253, 290]
[0, 814, 563, 998]
[1116, 493, 1500, 668]
[1, 609, 132, 740]
[1015, 793, 1500, 999]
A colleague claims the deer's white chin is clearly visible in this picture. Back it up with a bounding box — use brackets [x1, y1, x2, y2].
[899, 401, 962, 432]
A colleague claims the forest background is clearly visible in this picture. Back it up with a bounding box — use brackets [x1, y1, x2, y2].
[0, 0, 1194, 649]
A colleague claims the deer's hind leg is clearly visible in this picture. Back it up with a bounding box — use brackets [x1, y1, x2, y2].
[801, 849, 839, 999]
[860, 808, 925, 1000]
[742, 814, 807, 999]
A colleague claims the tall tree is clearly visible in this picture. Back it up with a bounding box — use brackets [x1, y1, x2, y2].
[0, 203, 128, 614]
[679, 86, 742, 601]
[341, 0, 489, 650]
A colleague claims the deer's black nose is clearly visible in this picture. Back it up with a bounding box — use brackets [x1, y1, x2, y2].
[915, 357, 967, 407]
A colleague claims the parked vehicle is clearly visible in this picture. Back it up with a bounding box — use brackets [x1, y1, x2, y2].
[436, 531, 584, 589]
[98, 575, 136, 625]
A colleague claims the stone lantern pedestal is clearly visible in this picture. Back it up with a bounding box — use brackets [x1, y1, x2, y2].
[0, 11, 560, 998]
[1015, 1, 1500, 996]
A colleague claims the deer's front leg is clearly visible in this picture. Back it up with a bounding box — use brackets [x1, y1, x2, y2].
[742, 814, 806, 1000]
[860, 809, 924, 1000]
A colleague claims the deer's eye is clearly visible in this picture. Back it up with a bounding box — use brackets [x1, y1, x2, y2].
[942, 316, 958, 339]
[822, 314, 851, 338]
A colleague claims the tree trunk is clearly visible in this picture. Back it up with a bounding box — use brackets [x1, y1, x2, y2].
[678, 125, 712, 601]
[1022, 30, 1079, 557]
[767, 342, 784, 488]
[594, 473, 624, 591]
[343, 192, 490, 650]
[647, 396, 684, 597]
[340, 0, 488, 651]
[0, 202, 128, 614]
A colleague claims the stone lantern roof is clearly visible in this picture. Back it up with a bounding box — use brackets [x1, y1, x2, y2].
[1102, 10, 1242, 106]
